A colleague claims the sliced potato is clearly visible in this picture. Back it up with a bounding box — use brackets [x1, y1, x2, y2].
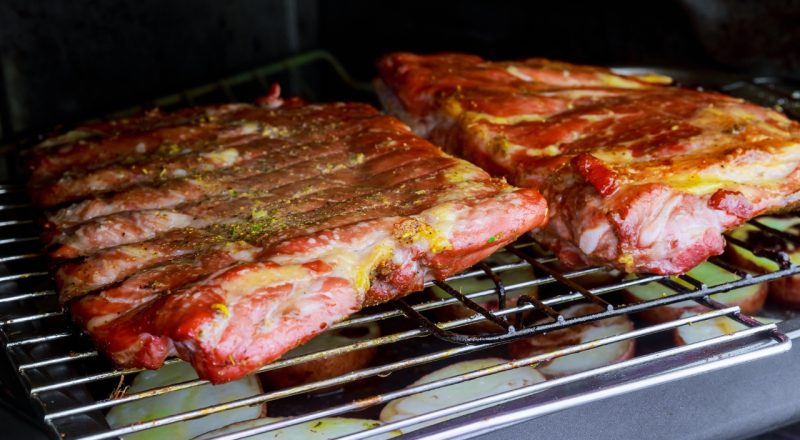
[728, 217, 800, 309]
[727, 217, 800, 272]
[508, 303, 635, 377]
[768, 277, 800, 309]
[260, 321, 379, 389]
[380, 357, 544, 428]
[194, 417, 400, 440]
[623, 261, 767, 323]
[106, 361, 264, 440]
[673, 312, 781, 346]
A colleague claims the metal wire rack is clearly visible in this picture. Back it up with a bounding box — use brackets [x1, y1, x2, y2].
[0, 51, 797, 440]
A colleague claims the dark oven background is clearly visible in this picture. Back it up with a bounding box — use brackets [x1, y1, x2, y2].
[1, 0, 799, 141]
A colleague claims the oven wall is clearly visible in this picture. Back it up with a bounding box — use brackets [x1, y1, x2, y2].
[317, 0, 800, 84]
[318, 0, 709, 81]
[1, 0, 798, 140]
[0, 0, 318, 137]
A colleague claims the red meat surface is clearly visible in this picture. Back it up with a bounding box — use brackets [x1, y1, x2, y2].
[31, 101, 547, 383]
[377, 52, 800, 274]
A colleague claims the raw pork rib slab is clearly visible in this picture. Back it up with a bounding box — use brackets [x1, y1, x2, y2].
[377, 52, 800, 274]
[30, 101, 547, 383]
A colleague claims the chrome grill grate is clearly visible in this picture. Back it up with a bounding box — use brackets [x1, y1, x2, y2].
[0, 52, 797, 440]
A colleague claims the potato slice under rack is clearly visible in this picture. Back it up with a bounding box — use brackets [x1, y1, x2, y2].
[106, 361, 264, 440]
[380, 357, 544, 429]
[193, 417, 400, 439]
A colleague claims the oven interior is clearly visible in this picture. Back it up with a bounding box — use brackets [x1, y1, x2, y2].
[1, 2, 800, 439]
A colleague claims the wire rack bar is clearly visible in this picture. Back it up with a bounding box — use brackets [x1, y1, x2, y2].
[507, 246, 612, 309]
[707, 256, 752, 279]
[1, 310, 64, 326]
[18, 351, 98, 371]
[5, 332, 72, 348]
[16, 266, 643, 376]
[476, 262, 510, 310]
[0, 253, 41, 263]
[725, 234, 791, 269]
[20, 258, 797, 388]
[0, 236, 38, 246]
[72, 308, 746, 440]
[36, 258, 796, 419]
[0, 204, 32, 210]
[30, 361, 182, 395]
[14, 265, 725, 383]
[340, 325, 790, 440]
[90, 308, 754, 440]
[0, 272, 48, 283]
[0, 290, 55, 304]
[0, 219, 34, 227]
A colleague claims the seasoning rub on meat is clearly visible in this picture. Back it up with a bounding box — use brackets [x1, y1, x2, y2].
[377, 52, 800, 274]
[31, 100, 547, 383]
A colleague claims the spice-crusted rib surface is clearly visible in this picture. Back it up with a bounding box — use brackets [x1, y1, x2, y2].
[32, 101, 547, 383]
[377, 52, 800, 274]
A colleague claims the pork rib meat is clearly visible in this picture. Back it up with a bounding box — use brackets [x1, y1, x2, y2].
[377, 52, 800, 274]
[31, 101, 547, 383]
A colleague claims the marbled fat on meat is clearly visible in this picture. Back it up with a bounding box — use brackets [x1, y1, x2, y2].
[377, 52, 800, 274]
[30, 101, 547, 383]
